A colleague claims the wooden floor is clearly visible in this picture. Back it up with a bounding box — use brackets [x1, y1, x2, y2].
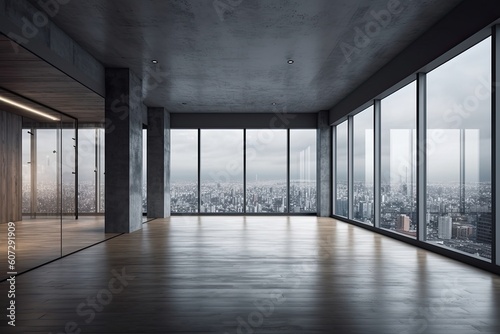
[0, 217, 119, 280]
[1, 216, 500, 333]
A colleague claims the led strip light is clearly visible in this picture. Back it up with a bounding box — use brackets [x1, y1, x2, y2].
[0, 96, 60, 121]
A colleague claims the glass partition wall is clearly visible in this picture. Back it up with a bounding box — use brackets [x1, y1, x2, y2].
[0, 104, 116, 280]
[332, 36, 494, 266]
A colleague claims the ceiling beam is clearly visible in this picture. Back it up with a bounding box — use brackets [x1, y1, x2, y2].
[0, 0, 105, 97]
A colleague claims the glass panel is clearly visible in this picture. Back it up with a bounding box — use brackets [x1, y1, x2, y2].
[97, 128, 105, 213]
[353, 106, 374, 225]
[171, 130, 199, 213]
[78, 129, 97, 213]
[22, 129, 32, 215]
[62, 124, 117, 256]
[246, 129, 287, 213]
[61, 125, 76, 216]
[380, 82, 417, 238]
[335, 121, 348, 217]
[290, 129, 317, 213]
[61, 119, 78, 255]
[14, 119, 62, 276]
[426, 37, 491, 260]
[200, 130, 243, 213]
[36, 128, 60, 216]
[142, 129, 147, 215]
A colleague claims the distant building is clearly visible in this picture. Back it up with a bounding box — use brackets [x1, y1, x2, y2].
[452, 223, 474, 239]
[336, 198, 348, 217]
[438, 216, 453, 240]
[396, 214, 410, 232]
[477, 213, 492, 244]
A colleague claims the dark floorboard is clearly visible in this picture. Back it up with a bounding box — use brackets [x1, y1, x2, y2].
[1, 216, 499, 333]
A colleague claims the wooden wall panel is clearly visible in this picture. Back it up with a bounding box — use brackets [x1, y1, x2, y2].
[0, 109, 22, 224]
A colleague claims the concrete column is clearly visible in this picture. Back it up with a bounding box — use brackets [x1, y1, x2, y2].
[147, 107, 171, 218]
[105, 68, 143, 233]
[317, 111, 332, 217]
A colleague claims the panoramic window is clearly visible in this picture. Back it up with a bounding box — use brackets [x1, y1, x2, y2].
[171, 130, 199, 213]
[172, 129, 317, 214]
[353, 106, 374, 225]
[426, 37, 491, 260]
[335, 121, 349, 217]
[380, 82, 417, 238]
[290, 129, 316, 213]
[246, 129, 287, 213]
[200, 130, 243, 213]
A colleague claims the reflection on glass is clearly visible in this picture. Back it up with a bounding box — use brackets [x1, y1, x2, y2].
[171, 130, 198, 213]
[380, 82, 417, 238]
[426, 37, 491, 260]
[246, 130, 287, 213]
[97, 129, 105, 213]
[11, 119, 63, 278]
[200, 130, 243, 213]
[335, 121, 348, 217]
[142, 129, 147, 214]
[62, 126, 76, 214]
[353, 106, 374, 225]
[290, 130, 316, 213]
[22, 129, 32, 214]
[78, 129, 97, 213]
[36, 129, 59, 215]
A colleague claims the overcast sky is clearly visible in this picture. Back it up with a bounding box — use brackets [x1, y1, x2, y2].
[170, 129, 316, 183]
[345, 36, 491, 185]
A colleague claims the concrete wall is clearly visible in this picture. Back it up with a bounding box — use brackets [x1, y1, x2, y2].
[147, 107, 170, 218]
[105, 68, 143, 233]
[0, 0, 104, 96]
[317, 111, 331, 217]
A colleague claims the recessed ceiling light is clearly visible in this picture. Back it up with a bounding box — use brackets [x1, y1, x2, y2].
[272, 102, 277, 106]
[152, 60, 158, 64]
[0, 96, 59, 121]
[287, 59, 294, 64]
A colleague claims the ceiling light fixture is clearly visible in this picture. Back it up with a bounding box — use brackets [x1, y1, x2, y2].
[287, 59, 294, 64]
[0, 96, 59, 121]
[152, 60, 158, 64]
[272, 102, 277, 106]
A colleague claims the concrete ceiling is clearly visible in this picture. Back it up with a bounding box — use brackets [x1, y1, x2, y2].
[23, 0, 463, 115]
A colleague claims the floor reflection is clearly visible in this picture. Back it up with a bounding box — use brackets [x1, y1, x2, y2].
[2, 216, 499, 333]
[0, 216, 119, 280]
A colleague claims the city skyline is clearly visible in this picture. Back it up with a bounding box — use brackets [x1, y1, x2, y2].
[171, 129, 317, 182]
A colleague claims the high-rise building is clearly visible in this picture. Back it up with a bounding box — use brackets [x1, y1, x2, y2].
[438, 216, 453, 240]
[477, 213, 492, 244]
[396, 214, 410, 232]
